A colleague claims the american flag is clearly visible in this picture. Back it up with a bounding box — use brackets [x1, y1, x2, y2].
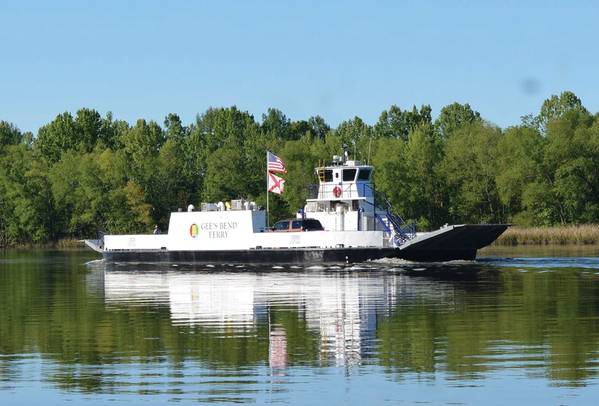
[267, 151, 287, 173]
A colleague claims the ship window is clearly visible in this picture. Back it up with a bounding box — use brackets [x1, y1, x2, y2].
[291, 220, 302, 229]
[357, 168, 371, 181]
[343, 169, 357, 181]
[324, 170, 333, 182]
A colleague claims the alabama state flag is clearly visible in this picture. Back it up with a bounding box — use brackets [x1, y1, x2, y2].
[268, 172, 285, 195]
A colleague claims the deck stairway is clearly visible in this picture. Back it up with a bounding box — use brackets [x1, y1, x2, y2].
[363, 185, 416, 247]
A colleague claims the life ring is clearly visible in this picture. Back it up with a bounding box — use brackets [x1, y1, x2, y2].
[333, 186, 342, 198]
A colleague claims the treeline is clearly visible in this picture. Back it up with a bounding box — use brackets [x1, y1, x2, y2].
[1, 90, 598, 245]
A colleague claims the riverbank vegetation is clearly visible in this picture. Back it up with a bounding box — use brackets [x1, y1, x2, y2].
[1, 90, 599, 246]
[495, 225, 599, 245]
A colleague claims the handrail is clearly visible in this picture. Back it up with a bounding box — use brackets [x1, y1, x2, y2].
[362, 183, 416, 245]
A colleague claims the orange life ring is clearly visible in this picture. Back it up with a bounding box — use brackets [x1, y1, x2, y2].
[333, 186, 342, 198]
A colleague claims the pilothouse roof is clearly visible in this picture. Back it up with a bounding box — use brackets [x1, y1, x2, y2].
[315, 155, 373, 185]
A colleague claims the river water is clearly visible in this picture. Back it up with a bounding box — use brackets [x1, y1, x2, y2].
[1, 248, 599, 405]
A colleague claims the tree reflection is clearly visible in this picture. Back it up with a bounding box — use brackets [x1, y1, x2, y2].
[1, 252, 599, 394]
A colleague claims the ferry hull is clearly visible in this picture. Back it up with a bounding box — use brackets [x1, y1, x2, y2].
[101, 247, 405, 264]
[98, 246, 479, 264]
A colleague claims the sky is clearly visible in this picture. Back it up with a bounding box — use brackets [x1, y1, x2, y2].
[1, 0, 598, 133]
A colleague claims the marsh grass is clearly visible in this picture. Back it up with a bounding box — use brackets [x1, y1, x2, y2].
[2, 238, 85, 249]
[55, 238, 85, 248]
[495, 225, 599, 245]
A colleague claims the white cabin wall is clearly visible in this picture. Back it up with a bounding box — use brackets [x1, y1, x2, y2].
[166, 210, 260, 251]
[255, 231, 383, 249]
[344, 211, 359, 231]
[309, 212, 338, 232]
[104, 234, 169, 250]
[309, 209, 360, 232]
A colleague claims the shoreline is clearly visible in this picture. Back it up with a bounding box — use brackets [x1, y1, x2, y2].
[0, 238, 85, 250]
[493, 225, 599, 246]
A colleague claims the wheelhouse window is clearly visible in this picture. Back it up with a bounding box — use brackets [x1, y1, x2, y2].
[291, 220, 302, 229]
[357, 168, 371, 181]
[343, 169, 357, 181]
[324, 170, 333, 182]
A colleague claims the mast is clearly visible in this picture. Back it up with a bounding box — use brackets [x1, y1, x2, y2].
[266, 151, 269, 227]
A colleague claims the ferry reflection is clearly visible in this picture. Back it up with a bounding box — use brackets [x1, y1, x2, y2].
[102, 264, 461, 368]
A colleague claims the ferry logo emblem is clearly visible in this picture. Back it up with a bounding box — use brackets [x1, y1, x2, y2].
[189, 223, 199, 238]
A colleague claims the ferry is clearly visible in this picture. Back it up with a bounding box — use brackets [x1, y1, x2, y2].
[85, 151, 507, 264]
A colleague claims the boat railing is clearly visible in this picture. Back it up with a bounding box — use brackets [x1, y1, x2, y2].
[306, 184, 368, 200]
[361, 183, 416, 246]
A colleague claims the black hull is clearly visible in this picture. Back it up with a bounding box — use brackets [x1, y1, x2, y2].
[399, 224, 508, 262]
[102, 247, 404, 264]
[100, 246, 479, 264]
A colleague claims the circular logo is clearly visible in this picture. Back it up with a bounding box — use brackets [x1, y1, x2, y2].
[189, 223, 199, 238]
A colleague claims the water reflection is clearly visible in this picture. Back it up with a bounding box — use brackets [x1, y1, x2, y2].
[2, 250, 599, 404]
[90, 260, 599, 388]
[101, 265, 450, 368]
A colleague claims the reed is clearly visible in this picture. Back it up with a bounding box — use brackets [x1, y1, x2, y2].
[55, 238, 85, 248]
[494, 224, 599, 246]
[3, 238, 85, 249]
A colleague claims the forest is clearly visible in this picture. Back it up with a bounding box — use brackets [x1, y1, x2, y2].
[1, 90, 598, 246]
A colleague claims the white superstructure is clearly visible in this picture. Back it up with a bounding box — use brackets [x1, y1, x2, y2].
[102, 208, 385, 252]
[97, 154, 409, 253]
[305, 156, 383, 233]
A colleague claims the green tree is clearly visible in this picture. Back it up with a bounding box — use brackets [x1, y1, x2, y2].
[402, 125, 447, 229]
[35, 112, 78, 163]
[371, 137, 408, 217]
[307, 115, 330, 140]
[35, 109, 114, 163]
[202, 143, 246, 202]
[0, 121, 22, 146]
[279, 136, 319, 213]
[374, 104, 432, 140]
[261, 108, 291, 140]
[141, 113, 196, 225]
[334, 116, 371, 160]
[540, 109, 599, 224]
[49, 149, 153, 237]
[0, 145, 54, 244]
[536, 91, 589, 133]
[495, 126, 545, 225]
[194, 106, 257, 154]
[435, 102, 481, 138]
[441, 123, 503, 223]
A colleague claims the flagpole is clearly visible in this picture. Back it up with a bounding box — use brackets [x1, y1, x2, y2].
[266, 151, 270, 228]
